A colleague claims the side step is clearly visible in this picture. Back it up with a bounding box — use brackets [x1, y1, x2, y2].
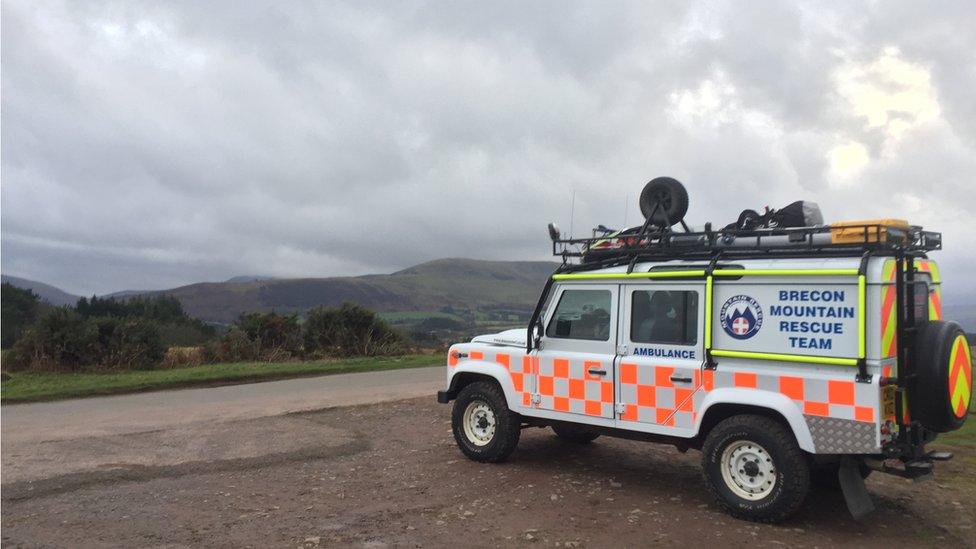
[863, 451, 950, 480]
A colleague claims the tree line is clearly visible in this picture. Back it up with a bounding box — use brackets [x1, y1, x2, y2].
[1, 283, 405, 373]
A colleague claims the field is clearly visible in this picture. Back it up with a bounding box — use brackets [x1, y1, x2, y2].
[0, 354, 439, 404]
[379, 311, 466, 322]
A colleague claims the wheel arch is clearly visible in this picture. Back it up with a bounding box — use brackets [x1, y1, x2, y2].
[447, 364, 519, 409]
[696, 388, 816, 453]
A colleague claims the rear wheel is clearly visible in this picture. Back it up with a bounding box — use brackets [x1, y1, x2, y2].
[452, 381, 521, 463]
[702, 415, 809, 523]
[552, 424, 600, 444]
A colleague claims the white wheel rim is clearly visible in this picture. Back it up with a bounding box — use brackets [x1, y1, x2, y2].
[462, 400, 496, 447]
[720, 440, 777, 500]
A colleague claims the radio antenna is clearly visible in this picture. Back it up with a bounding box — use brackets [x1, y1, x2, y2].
[569, 189, 576, 239]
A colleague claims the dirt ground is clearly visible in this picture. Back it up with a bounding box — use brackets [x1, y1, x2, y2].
[2, 397, 974, 548]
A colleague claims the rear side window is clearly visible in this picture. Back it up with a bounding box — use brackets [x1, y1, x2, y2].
[546, 290, 612, 341]
[631, 290, 698, 345]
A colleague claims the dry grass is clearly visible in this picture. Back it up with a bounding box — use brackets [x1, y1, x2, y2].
[160, 346, 206, 369]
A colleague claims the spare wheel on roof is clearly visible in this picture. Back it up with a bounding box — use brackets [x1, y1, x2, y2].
[639, 177, 689, 227]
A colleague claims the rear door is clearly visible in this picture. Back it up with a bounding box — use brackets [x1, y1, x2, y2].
[616, 282, 704, 430]
[534, 284, 618, 419]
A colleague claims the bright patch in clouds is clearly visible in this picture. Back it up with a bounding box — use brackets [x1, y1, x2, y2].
[835, 48, 941, 144]
[668, 75, 738, 128]
[828, 141, 870, 179]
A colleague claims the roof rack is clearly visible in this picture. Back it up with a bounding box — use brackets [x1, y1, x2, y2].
[552, 223, 942, 267]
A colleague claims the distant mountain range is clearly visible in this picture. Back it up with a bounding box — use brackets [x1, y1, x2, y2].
[1, 275, 82, 307]
[5, 261, 976, 332]
[3, 259, 559, 324]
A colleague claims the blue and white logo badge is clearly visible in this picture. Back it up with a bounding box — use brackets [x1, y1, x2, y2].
[720, 295, 764, 340]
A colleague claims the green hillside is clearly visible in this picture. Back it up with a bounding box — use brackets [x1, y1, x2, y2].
[148, 258, 559, 323]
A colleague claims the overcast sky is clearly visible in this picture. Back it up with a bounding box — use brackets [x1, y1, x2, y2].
[2, 1, 975, 302]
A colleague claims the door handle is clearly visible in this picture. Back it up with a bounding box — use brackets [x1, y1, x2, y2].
[669, 374, 693, 383]
[587, 368, 607, 377]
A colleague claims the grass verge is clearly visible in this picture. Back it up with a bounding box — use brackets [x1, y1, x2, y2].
[936, 413, 976, 447]
[1, 354, 440, 404]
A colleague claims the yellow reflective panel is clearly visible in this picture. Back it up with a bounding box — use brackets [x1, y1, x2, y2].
[710, 349, 859, 367]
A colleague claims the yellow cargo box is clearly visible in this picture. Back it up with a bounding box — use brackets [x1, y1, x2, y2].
[830, 219, 909, 244]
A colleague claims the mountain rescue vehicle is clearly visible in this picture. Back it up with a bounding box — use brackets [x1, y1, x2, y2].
[437, 177, 972, 522]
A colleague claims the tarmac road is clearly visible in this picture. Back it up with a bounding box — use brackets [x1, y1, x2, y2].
[1, 366, 444, 446]
[2, 369, 974, 548]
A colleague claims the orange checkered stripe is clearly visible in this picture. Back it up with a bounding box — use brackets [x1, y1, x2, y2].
[449, 347, 536, 407]
[536, 358, 614, 416]
[706, 369, 878, 423]
[618, 363, 700, 428]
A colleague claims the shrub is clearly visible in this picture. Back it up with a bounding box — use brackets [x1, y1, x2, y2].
[235, 312, 302, 357]
[304, 303, 405, 357]
[1, 283, 44, 348]
[5, 308, 165, 372]
[92, 317, 165, 370]
[6, 308, 98, 371]
[203, 312, 300, 363]
[204, 327, 262, 363]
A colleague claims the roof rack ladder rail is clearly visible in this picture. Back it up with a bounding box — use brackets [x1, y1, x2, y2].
[894, 255, 906, 430]
[893, 254, 917, 448]
[896, 253, 926, 459]
[904, 254, 921, 456]
[855, 251, 872, 383]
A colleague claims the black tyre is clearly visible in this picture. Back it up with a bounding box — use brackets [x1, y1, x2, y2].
[910, 321, 972, 432]
[702, 415, 810, 523]
[452, 381, 521, 463]
[639, 177, 689, 227]
[552, 424, 600, 444]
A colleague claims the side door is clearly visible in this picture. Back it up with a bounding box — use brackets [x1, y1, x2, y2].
[534, 284, 618, 420]
[616, 283, 704, 430]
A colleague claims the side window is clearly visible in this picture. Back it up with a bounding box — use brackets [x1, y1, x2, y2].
[631, 290, 698, 345]
[546, 289, 612, 341]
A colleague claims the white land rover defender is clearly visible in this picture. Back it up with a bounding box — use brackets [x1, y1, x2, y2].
[437, 178, 972, 522]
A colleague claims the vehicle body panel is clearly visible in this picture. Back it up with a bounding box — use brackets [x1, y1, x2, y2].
[444, 256, 948, 456]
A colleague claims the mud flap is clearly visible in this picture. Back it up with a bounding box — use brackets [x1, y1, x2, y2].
[839, 456, 875, 520]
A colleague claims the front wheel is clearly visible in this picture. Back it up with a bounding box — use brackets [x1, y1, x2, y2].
[702, 415, 810, 523]
[451, 381, 521, 463]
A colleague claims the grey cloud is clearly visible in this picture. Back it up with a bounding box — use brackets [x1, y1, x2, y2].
[2, 0, 975, 304]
